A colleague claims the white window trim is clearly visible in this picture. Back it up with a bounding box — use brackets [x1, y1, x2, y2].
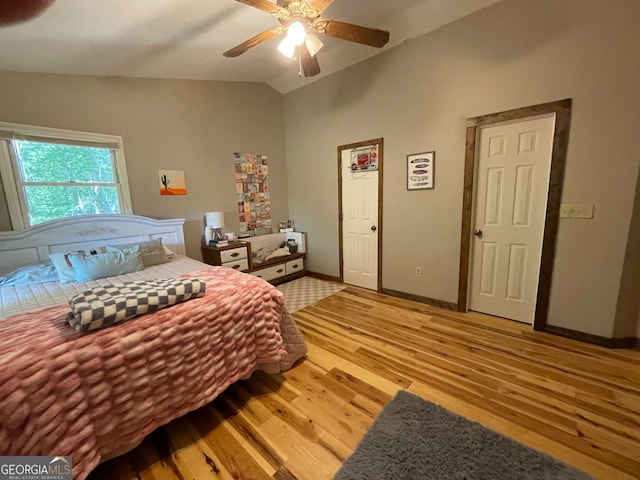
[0, 122, 133, 230]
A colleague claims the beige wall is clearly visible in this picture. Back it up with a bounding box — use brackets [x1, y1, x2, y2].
[614, 166, 640, 338]
[1, 0, 638, 340]
[0, 73, 288, 259]
[283, 0, 640, 338]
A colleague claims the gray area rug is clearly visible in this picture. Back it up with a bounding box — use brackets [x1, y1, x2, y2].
[335, 391, 593, 480]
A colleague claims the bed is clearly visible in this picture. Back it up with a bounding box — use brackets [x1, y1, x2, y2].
[0, 214, 307, 479]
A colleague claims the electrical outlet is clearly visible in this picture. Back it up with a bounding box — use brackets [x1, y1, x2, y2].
[415, 266, 422, 278]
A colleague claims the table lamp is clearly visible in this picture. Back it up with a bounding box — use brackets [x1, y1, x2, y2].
[205, 211, 225, 243]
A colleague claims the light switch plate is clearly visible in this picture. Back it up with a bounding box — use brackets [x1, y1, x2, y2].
[560, 203, 594, 219]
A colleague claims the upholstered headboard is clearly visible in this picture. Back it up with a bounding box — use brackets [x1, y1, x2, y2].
[0, 214, 186, 274]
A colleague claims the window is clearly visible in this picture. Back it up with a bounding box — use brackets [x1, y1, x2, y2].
[0, 123, 132, 229]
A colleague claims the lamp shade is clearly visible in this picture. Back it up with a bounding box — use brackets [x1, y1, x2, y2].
[205, 211, 225, 228]
[277, 36, 296, 59]
[287, 21, 307, 46]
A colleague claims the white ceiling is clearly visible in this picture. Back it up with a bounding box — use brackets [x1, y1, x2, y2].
[0, 0, 502, 94]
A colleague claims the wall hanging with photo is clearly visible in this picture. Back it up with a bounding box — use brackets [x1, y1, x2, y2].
[233, 152, 271, 234]
[407, 151, 435, 190]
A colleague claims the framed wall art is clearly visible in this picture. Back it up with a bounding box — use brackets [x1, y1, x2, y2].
[158, 170, 187, 195]
[407, 151, 435, 190]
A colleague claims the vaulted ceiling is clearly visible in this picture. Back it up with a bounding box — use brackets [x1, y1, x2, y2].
[0, 0, 502, 93]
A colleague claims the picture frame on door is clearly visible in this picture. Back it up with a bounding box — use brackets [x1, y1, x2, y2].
[407, 151, 435, 190]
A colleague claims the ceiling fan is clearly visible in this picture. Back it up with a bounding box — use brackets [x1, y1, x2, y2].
[223, 0, 390, 78]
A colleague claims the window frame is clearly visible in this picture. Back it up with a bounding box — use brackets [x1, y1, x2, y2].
[0, 122, 133, 229]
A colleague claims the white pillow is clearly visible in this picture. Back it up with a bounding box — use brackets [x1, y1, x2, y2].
[69, 251, 144, 282]
[49, 252, 84, 283]
[106, 239, 169, 267]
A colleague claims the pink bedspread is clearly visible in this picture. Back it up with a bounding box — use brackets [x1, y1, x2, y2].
[0, 266, 307, 479]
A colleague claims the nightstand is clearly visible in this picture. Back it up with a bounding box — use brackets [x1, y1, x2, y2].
[201, 242, 250, 272]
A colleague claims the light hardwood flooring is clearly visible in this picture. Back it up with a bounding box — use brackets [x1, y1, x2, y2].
[89, 287, 640, 480]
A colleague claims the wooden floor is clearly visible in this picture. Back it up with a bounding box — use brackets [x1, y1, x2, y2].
[89, 287, 640, 480]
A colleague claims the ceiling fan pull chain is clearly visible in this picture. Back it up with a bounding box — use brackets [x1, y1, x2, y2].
[297, 50, 305, 78]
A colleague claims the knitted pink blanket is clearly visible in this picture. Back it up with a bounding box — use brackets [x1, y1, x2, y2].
[0, 266, 307, 479]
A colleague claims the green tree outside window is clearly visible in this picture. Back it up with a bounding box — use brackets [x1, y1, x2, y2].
[15, 140, 122, 225]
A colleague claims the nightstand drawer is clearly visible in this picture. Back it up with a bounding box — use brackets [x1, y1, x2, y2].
[285, 258, 304, 275]
[220, 247, 247, 263]
[223, 258, 249, 272]
[252, 264, 286, 282]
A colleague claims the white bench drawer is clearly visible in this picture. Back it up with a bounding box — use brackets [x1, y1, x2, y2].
[285, 258, 304, 275]
[252, 264, 286, 281]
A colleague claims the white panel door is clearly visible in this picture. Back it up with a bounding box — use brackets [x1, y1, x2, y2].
[470, 115, 555, 324]
[341, 148, 379, 290]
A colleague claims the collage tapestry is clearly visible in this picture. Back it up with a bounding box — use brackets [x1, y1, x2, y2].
[233, 152, 271, 234]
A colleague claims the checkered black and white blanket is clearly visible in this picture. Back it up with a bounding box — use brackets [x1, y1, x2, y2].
[67, 278, 206, 332]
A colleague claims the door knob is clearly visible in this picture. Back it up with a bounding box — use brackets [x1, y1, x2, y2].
[474, 229, 483, 237]
[371, 225, 377, 232]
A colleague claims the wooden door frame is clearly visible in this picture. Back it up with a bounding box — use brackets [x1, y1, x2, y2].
[337, 138, 384, 292]
[458, 100, 572, 331]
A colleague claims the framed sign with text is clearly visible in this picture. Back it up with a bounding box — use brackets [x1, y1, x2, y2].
[407, 151, 435, 190]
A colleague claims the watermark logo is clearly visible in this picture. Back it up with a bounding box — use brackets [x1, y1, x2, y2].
[0, 456, 72, 480]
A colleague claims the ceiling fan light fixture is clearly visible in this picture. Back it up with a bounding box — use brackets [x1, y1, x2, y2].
[277, 36, 296, 59]
[305, 32, 324, 58]
[287, 21, 307, 46]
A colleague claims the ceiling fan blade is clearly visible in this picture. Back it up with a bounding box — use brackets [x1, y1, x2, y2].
[299, 42, 321, 78]
[304, 0, 335, 15]
[319, 19, 390, 48]
[0, 0, 54, 26]
[223, 27, 285, 57]
[234, 0, 285, 15]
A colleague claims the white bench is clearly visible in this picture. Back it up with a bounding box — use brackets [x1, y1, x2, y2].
[241, 232, 306, 284]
